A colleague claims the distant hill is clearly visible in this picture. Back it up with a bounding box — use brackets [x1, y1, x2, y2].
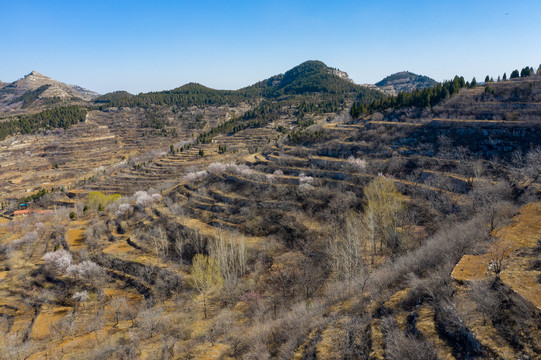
[376, 71, 437, 95]
[0, 80, 6, 89]
[95, 90, 134, 104]
[0, 71, 99, 111]
[96, 82, 247, 108]
[264, 60, 360, 96]
[240, 60, 362, 98]
[98, 60, 384, 108]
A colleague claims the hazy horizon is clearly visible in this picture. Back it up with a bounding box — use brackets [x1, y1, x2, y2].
[2, 0, 540, 94]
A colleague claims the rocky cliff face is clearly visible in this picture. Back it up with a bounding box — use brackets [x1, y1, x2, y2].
[328, 68, 354, 83]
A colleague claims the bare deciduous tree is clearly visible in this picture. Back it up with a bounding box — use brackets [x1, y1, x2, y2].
[149, 225, 168, 264]
[327, 212, 366, 282]
[488, 238, 512, 274]
[363, 175, 406, 263]
[209, 232, 247, 303]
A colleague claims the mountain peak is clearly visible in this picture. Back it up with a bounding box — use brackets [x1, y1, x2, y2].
[0, 70, 99, 106]
[27, 70, 47, 78]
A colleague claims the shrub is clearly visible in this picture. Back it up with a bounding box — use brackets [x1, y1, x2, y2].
[69, 211, 76, 220]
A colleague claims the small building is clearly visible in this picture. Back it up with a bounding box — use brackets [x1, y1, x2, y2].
[13, 209, 53, 217]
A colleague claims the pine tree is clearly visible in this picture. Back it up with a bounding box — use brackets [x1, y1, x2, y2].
[537, 65, 541, 76]
[510, 70, 520, 79]
[485, 75, 490, 83]
[471, 77, 477, 87]
[503, 72, 507, 81]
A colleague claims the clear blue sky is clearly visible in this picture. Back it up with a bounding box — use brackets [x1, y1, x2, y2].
[1, 0, 540, 94]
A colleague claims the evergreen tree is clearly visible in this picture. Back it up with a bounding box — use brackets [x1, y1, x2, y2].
[485, 75, 490, 83]
[520, 67, 531, 77]
[537, 65, 541, 76]
[471, 77, 477, 87]
[503, 72, 507, 81]
[497, 75, 501, 82]
[510, 69, 520, 78]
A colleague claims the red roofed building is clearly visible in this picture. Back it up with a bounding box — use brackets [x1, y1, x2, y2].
[13, 209, 53, 217]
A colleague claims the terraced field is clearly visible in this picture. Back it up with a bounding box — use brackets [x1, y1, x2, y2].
[0, 105, 249, 202]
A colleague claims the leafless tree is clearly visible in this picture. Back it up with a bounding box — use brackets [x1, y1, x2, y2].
[209, 232, 247, 303]
[108, 296, 135, 327]
[135, 307, 164, 338]
[327, 212, 366, 282]
[510, 147, 541, 186]
[148, 225, 168, 264]
[488, 238, 512, 274]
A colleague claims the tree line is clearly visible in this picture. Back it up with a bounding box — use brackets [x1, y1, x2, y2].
[351, 76, 467, 117]
[0, 105, 87, 141]
[96, 83, 253, 108]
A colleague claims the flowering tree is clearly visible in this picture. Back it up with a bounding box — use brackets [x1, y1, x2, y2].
[72, 290, 89, 302]
[66, 260, 102, 278]
[134, 191, 162, 209]
[115, 203, 132, 217]
[43, 249, 72, 272]
[299, 173, 314, 185]
[347, 156, 367, 171]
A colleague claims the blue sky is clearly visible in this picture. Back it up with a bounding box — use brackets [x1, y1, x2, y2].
[1, 0, 540, 94]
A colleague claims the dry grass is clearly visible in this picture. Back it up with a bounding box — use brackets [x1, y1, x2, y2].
[66, 228, 85, 251]
[451, 254, 491, 282]
[455, 286, 517, 360]
[415, 305, 455, 360]
[30, 305, 71, 339]
[495, 202, 541, 309]
[316, 319, 347, 359]
[369, 318, 385, 360]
